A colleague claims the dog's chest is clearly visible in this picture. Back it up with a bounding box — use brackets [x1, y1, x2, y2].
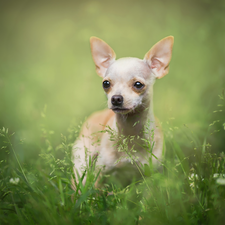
[96, 134, 150, 171]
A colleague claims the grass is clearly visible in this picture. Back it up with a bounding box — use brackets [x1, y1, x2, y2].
[1, 93, 225, 225]
[0, 1, 225, 224]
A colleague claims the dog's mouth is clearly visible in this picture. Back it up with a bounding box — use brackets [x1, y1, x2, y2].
[111, 107, 134, 114]
[111, 103, 147, 115]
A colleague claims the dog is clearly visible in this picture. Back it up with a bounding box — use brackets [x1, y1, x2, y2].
[72, 36, 174, 189]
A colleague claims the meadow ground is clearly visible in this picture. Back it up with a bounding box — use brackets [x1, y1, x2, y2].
[0, 0, 225, 224]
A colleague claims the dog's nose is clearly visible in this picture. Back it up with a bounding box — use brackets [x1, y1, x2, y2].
[111, 95, 123, 106]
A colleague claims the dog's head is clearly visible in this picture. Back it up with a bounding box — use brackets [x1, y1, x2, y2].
[90, 36, 174, 114]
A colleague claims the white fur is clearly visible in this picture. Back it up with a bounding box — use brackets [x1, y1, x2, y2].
[72, 36, 174, 189]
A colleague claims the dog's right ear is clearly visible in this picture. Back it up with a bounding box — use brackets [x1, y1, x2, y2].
[144, 36, 174, 79]
[90, 37, 116, 78]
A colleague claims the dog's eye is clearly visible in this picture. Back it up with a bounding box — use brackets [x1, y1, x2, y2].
[134, 81, 144, 89]
[103, 80, 110, 89]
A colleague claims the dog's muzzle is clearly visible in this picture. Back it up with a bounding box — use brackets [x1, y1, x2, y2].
[111, 95, 123, 107]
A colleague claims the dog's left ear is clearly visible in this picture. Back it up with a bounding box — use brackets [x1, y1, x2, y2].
[144, 36, 174, 79]
[90, 37, 116, 78]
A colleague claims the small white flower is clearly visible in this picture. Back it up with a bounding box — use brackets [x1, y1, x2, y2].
[60, 201, 64, 206]
[213, 173, 219, 178]
[189, 173, 199, 181]
[216, 177, 225, 185]
[9, 178, 20, 185]
[213, 173, 225, 178]
[213, 173, 225, 185]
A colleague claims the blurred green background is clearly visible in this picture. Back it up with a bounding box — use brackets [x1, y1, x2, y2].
[0, 0, 224, 162]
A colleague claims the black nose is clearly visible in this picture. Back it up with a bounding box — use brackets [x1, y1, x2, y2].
[111, 95, 123, 106]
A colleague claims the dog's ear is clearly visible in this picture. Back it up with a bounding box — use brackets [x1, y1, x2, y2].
[144, 36, 174, 79]
[90, 37, 116, 78]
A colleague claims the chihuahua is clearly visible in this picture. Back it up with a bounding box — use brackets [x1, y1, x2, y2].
[72, 36, 174, 189]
